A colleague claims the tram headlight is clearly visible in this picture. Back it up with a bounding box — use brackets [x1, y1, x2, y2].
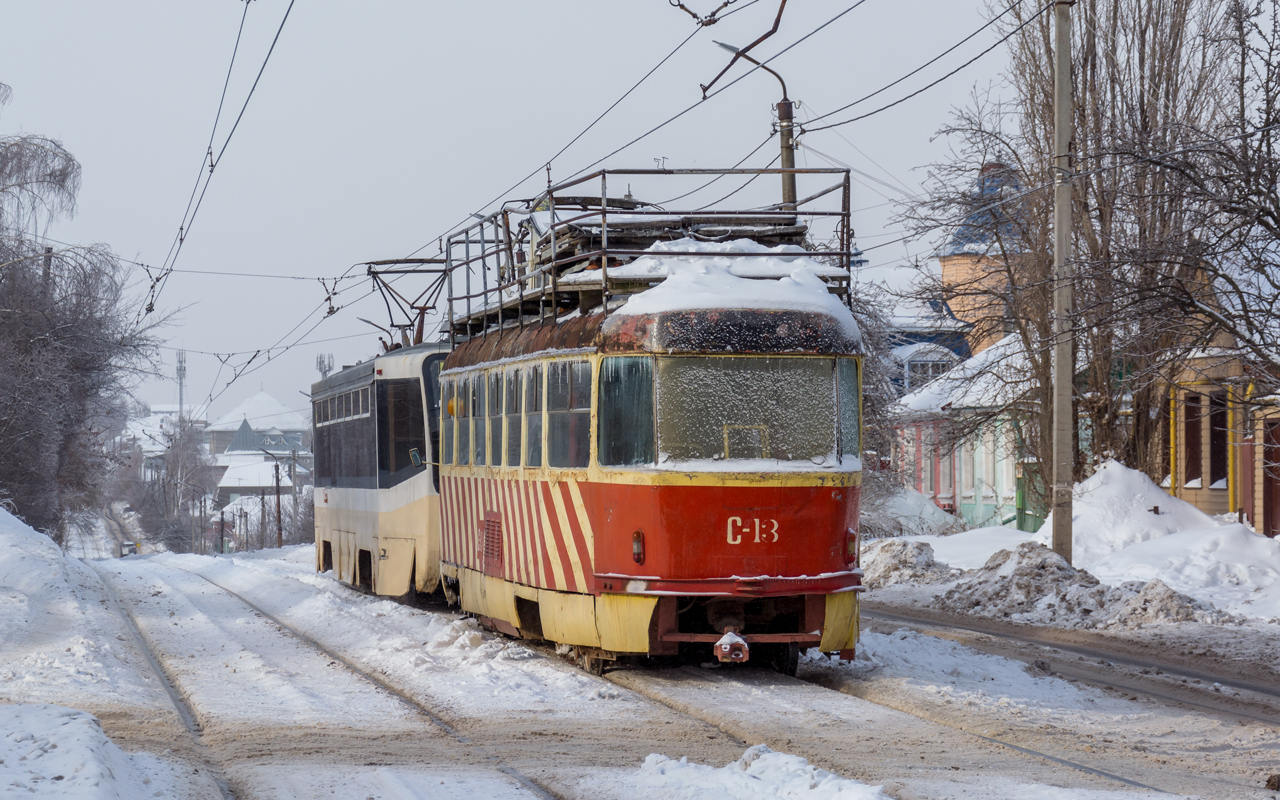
[632, 530, 645, 565]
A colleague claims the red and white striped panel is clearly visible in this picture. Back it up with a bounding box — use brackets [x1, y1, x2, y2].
[441, 475, 595, 593]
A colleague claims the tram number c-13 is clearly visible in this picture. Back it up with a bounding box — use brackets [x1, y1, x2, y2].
[726, 517, 779, 545]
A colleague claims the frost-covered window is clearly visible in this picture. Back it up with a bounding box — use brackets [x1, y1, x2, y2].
[441, 380, 455, 465]
[599, 356, 655, 466]
[488, 372, 502, 469]
[837, 358, 860, 461]
[505, 369, 522, 467]
[456, 377, 471, 466]
[656, 356, 835, 464]
[472, 376, 487, 466]
[525, 365, 543, 467]
[549, 361, 592, 468]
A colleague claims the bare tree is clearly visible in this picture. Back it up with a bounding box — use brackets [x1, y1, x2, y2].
[899, 0, 1235, 487]
[0, 83, 159, 541]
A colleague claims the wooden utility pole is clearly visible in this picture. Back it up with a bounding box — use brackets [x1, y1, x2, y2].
[218, 510, 225, 555]
[259, 491, 266, 551]
[1051, 0, 1076, 564]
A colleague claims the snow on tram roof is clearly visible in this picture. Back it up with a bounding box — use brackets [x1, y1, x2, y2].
[604, 238, 860, 340]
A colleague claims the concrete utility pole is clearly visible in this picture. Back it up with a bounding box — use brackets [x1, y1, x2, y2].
[713, 41, 796, 208]
[1051, 0, 1076, 564]
[274, 461, 283, 549]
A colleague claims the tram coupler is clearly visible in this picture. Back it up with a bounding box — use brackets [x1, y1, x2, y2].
[714, 628, 749, 663]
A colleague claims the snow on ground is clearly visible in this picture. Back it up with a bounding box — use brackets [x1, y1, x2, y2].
[124, 546, 636, 720]
[866, 461, 1280, 624]
[0, 508, 163, 710]
[0, 704, 204, 799]
[635, 745, 888, 799]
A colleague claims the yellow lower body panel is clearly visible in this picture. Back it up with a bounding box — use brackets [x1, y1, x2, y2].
[453, 566, 658, 653]
[819, 591, 860, 652]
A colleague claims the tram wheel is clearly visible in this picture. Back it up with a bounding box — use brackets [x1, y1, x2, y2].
[769, 642, 800, 677]
[578, 651, 605, 676]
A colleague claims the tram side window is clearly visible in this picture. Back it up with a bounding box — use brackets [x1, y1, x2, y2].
[376, 379, 427, 488]
[441, 379, 455, 465]
[488, 373, 502, 468]
[549, 360, 591, 468]
[525, 365, 543, 467]
[472, 376, 487, 465]
[599, 356, 655, 466]
[505, 369, 522, 467]
[838, 358, 861, 461]
[457, 377, 471, 465]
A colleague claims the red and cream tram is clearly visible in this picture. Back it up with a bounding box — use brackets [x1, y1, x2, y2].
[313, 168, 865, 673]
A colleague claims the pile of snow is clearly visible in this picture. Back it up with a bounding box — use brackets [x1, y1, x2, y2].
[609, 238, 860, 339]
[1091, 523, 1280, 621]
[861, 540, 958, 589]
[0, 508, 161, 708]
[0, 705, 165, 799]
[931, 542, 1237, 628]
[867, 461, 1280, 623]
[1043, 460, 1220, 568]
[860, 486, 962, 538]
[639, 745, 887, 799]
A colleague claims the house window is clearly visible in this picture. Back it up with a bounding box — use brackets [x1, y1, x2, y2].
[1185, 393, 1202, 485]
[983, 430, 997, 495]
[1210, 392, 1228, 488]
[907, 359, 951, 391]
[961, 439, 975, 496]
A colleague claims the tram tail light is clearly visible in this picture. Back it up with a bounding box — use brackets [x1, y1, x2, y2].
[845, 528, 859, 568]
[632, 530, 645, 564]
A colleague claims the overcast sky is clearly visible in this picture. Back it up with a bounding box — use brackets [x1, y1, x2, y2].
[0, 0, 1007, 424]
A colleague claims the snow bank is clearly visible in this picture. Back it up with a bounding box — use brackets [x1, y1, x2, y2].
[1043, 460, 1220, 569]
[0, 705, 165, 799]
[1091, 524, 1280, 621]
[861, 540, 958, 588]
[639, 745, 887, 799]
[860, 487, 962, 538]
[868, 462, 1280, 623]
[611, 238, 860, 340]
[931, 542, 1236, 628]
[0, 509, 162, 709]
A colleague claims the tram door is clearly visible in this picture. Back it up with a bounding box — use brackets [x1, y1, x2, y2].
[1263, 422, 1280, 538]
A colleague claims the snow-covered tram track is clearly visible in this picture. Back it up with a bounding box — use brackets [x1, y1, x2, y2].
[168, 564, 560, 800]
[94, 558, 562, 800]
[604, 663, 1191, 797]
[862, 607, 1280, 724]
[87, 560, 240, 800]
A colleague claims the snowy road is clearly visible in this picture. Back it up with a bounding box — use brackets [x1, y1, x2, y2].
[86, 546, 1278, 799]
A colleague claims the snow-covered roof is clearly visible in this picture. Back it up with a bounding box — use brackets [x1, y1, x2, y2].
[559, 237, 848, 284]
[891, 342, 961, 364]
[896, 333, 1030, 415]
[608, 238, 860, 340]
[218, 461, 292, 490]
[208, 391, 309, 433]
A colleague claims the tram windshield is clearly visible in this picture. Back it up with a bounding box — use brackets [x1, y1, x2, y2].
[597, 354, 859, 470]
[656, 356, 842, 467]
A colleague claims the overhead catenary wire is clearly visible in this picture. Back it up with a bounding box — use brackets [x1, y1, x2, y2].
[803, 0, 1027, 128]
[142, 0, 299, 318]
[802, 3, 1050, 134]
[402, 2, 763, 260]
